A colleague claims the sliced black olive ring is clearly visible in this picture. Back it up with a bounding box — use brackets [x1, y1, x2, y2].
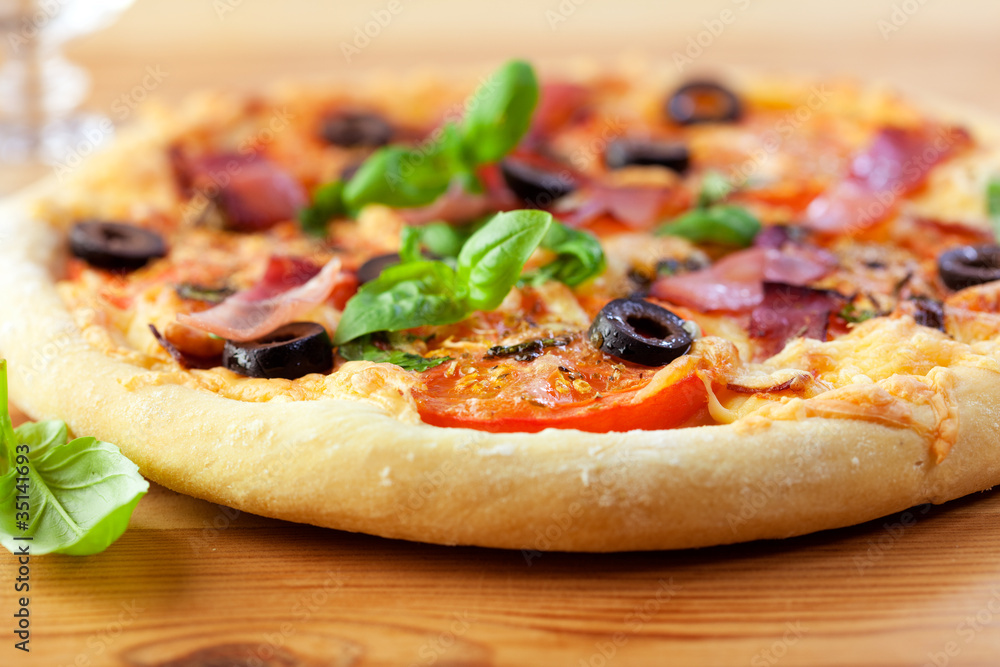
[357, 249, 440, 284]
[319, 111, 394, 147]
[499, 158, 577, 208]
[937, 244, 1000, 291]
[69, 221, 167, 272]
[605, 138, 691, 174]
[666, 81, 742, 126]
[357, 253, 403, 284]
[223, 322, 333, 379]
[588, 298, 693, 367]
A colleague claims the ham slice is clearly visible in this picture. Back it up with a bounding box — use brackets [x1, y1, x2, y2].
[400, 179, 515, 225]
[527, 82, 590, 143]
[172, 151, 307, 231]
[752, 225, 793, 250]
[216, 158, 308, 231]
[805, 126, 969, 234]
[650, 246, 835, 312]
[562, 184, 688, 229]
[177, 256, 351, 342]
[749, 283, 847, 360]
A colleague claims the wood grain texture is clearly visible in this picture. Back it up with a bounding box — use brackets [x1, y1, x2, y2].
[4, 0, 1000, 664]
[5, 401, 1000, 666]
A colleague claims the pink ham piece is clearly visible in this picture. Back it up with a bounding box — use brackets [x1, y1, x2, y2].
[526, 82, 590, 143]
[173, 151, 307, 231]
[749, 283, 847, 360]
[177, 256, 350, 342]
[650, 245, 836, 312]
[805, 126, 969, 235]
[400, 179, 516, 225]
[562, 184, 683, 229]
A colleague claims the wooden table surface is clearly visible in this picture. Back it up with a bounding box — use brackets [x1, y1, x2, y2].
[4, 1, 1000, 665]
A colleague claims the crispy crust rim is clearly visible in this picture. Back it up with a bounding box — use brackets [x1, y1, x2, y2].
[3, 71, 1000, 552]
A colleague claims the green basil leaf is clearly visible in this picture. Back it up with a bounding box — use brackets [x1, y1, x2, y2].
[457, 210, 553, 310]
[342, 127, 463, 209]
[0, 360, 148, 556]
[0, 361, 16, 465]
[657, 205, 761, 247]
[399, 226, 423, 264]
[416, 222, 474, 259]
[523, 222, 606, 287]
[332, 261, 468, 344]
[697, 170, 733, 208]
[338, 335, 450, 371]
[459, 60, 540, 166]
[317, 61, 538, 212]
[175, 283, 235, 304]
[334, 210, 554, 344]
[987, 177, 1000, 241]
[299, 180, 345, 236]
[407, 220, 489, 260]
[839, 303, 877, 324]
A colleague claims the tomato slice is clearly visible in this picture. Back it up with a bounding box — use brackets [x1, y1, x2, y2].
[413, 341, 707, 433]
[416, 373, 706, 433]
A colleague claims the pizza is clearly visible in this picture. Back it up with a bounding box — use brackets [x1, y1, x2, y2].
[3, 60, 1000, 552]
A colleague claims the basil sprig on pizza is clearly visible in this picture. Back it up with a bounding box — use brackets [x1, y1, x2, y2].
[301, 58, 540, 222]
[6, 59, 1000, 551]
[334, 209, 555, 344]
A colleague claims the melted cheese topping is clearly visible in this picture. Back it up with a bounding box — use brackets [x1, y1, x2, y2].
[44, 72, 1000, 464]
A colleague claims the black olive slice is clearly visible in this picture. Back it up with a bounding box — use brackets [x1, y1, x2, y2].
[69, 221, 167, 272]
[605, 139, 690, 174]
[223, 322, 333, 379]
[499, 158, 577, 208]
[319, 111, 394, 148]
[910, 296, 945, 332]
[340, 161, 363, 181]
[356, 249, 440, 284]
[357, 253, 402, 284]
[588, 298, 693, 367]
[937, 244, 1000, 291]
[666, 81, 742, 125]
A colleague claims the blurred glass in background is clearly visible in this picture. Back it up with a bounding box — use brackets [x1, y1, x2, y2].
[0, 0, 133, 163]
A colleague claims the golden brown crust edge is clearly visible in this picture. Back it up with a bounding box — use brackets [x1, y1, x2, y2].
[3, 187, 1000, 552]
[5, 66, 1000, 552]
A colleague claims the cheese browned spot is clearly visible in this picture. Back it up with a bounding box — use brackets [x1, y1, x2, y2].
[729, 318, 1000, 461]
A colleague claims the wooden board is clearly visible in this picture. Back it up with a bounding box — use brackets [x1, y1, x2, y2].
[4, 1, 1000, 664]
[4, 401, 1000, 666]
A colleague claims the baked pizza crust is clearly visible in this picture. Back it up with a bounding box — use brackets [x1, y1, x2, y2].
[3, 69, 1000, 552]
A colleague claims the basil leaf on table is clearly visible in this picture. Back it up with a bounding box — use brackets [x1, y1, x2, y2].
[657, 205, 761, 247]
[338, 335, 450, 372]
[521, 222, 606, 287]
[0, 360, 148, 556]
[333, 210, 553, 345]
